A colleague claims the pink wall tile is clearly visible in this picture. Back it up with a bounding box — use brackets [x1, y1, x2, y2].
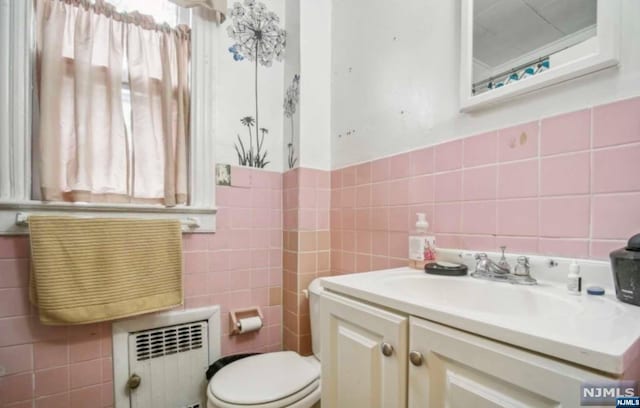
[497, 159, 538, 199]
[355, 209, 371, 231]
[34, 341, 68, 370]
[497, 199, 538, 236]
[355, 185, 371, 207]
[388, 207, 410, 232]
[389, 232, 408, 258]
[356, 231, 372, 254]
[409, 175, 434, 204]
[355, 163, 372, 185]
[388, 179, 409, 206]
[341, 208, 355, 230]
[371, 183, 389, 207]
[0, 372, 33, 404]
[434, 140, 463, 172]
[433, 203, 461, 233]
[371, 231, 389, 256]
[0, 344, 32, 375]
[495, 237, 538, 253]
[590, 240, 626, 260]
[330, 170, 342, 189]
[0, 237, 29, 259]
[539, 197, 590, 238]
[371, 208, 389, 231]
[231, 166, 252, 188]
[35, 367, 69, 397]
[593, 96, 640, 148]
[371, 158, 390, 182]
[459, 235, 496, 252]
[342, 166, 357, 187]
[435, 234, 461, 249]
[538, 239, 589, 258]
[70, 384, 101, 408]
[0, 288, 30, 317]
[540, 109, 591, 156]
[434, 171, 462, 202]
[592, 193, 640, 240]
[540, 152, 590, 196]
[463, 131, 498, 168]
[35, 393, 70, 408]
[463, 165, 497, 201]
[0, 258, 29, 288]
[593, 144, 640, 193]
[498, 121, 539, 162]
[389, 153, 411, 180]
[462, 201, 496, 235]
[410, 147, 434, 176]
[340, 187, 355, 209]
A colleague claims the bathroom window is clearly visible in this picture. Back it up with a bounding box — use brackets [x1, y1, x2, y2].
[0, 0, 219, 232]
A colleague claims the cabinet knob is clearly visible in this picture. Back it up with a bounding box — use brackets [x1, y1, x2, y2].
[409, 350, 423, 366]
[380, 342, 394, 357]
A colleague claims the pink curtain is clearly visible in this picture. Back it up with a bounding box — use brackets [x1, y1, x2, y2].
[35, 0, 190, 206]
[127, 14, 190, 207]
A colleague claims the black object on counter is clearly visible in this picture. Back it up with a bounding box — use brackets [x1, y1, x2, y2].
[425, 261, 468, 276]
[610, 233, 640, 306]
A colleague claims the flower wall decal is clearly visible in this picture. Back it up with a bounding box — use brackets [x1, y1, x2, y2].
[227, 0, 286, 168]
[284, 74, 300, 169]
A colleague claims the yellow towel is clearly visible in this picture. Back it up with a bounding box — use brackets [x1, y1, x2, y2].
[29, 216, 183, 325]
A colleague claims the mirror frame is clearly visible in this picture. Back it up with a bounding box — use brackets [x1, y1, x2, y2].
[459, 0, 621, 112]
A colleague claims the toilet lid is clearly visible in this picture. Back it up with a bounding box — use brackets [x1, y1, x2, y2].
[209, 351, 320, 405]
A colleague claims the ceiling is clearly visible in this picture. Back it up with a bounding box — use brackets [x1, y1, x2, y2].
[473, 0, 597, 68]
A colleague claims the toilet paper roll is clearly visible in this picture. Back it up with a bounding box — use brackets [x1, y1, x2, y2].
[237, 316, 263, 334]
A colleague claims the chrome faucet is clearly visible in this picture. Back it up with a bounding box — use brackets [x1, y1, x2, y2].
[471, 248, 536, 285]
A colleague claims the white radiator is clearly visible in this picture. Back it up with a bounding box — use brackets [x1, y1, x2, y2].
[128, 321, 209, 408]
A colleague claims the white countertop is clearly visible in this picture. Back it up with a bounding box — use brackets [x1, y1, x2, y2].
[320, 265, 640, 376]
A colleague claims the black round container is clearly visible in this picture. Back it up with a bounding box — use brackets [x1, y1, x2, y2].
[610, 233, 640, 306]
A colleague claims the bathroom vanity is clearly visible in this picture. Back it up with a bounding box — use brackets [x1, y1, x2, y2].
[319, 250, 640, 407]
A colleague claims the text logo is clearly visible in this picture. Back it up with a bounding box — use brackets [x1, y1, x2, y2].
[617, 397, 640, 407]
[581, 381, 638, 406]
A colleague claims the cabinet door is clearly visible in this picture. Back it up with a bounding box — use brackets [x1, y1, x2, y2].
[320, 291, 408, 408]
[408, 317, 612, 408]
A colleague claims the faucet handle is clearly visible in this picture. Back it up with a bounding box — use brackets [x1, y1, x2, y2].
[497, 246, 510, 270]
[513, 256, 530, 276]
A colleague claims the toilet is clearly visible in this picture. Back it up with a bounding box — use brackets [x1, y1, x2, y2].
[207, 279, 323, 408]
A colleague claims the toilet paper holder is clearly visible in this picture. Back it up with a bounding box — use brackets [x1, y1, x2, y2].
[229, 307, 264, 336]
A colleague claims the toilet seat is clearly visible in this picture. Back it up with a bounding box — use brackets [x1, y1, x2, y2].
[207, 351, 321, 408]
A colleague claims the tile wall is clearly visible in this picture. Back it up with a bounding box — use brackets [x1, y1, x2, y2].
[330, 96, 640, 275]
[0, 167, 283, 408]
[282, 168, 331, 355]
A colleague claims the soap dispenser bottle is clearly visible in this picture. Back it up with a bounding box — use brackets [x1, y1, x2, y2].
[567, 260, 582, 295]
[409, 213, 436, 269]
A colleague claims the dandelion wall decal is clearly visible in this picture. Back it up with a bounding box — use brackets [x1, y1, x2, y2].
[227, 0, 287, 168]
[284, 74, 300, 169]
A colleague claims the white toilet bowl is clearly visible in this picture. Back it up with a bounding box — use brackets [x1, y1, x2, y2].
[207, 280, 323, 408]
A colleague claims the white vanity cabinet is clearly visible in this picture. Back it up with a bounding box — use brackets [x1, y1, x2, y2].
[320, 290, 408, 408]
[321, 289, 614, 408]
[408, 317, 610, 408]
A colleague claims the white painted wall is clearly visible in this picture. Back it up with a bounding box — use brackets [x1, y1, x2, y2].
[283, 0, 301, 170]
[215, 0, 286, 172]
[298, 0, 332, 171]
[331, 0, 640, 169]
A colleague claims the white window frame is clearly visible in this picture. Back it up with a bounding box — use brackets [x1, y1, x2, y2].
[0, 1, 218, 234]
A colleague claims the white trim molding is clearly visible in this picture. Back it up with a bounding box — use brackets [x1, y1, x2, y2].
[112, 306, 221, 408]
[0, 1, 219, 234]
[459, 0, 622, 112]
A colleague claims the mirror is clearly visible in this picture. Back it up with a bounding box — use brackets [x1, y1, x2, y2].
[460, 0, 620, 111]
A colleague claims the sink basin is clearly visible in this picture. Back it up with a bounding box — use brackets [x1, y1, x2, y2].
[381, 273, 583, 319]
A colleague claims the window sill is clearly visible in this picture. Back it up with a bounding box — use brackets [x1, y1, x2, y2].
[0, 200, 217, 235]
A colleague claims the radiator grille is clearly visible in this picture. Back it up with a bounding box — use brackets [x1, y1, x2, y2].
[134, 322, 204, 361]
